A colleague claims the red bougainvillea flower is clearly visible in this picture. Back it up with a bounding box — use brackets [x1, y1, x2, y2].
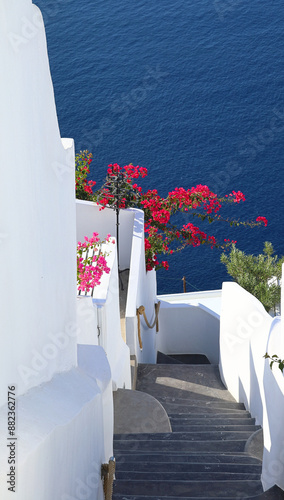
[76, 153, 268, 273]
[256, 216, 268, 227]
[227, 190, 246, 203]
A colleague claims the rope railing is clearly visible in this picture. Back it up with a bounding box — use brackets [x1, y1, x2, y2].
[101, 457, 116, 500]
[136, 301, 160, 350]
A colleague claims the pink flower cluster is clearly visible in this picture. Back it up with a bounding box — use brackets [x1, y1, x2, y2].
[225, 191, 246, 203]
[256, 216, 268, 227]
[77, 233, 115, 293]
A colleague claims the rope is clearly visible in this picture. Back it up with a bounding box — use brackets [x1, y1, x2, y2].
[137, 301, 160, 350]
[102, 457, 116, 500]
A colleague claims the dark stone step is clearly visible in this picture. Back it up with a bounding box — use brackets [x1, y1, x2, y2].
[157, 352, 210, 365]
[113, 497, 247, 500]
[114, 431, 256, 442]
[170, 417, 256, 426]
[113, 490, 284, 500]
[171, 425, 261, 433]
[137, 364, 232, 395]
[113, 479, 263, 497]
[116, 461, 262, 474]
[116, 471, 261, 481]
[114, 439, 247, 453]
[114, 452, 262, 465]
[112, 485, 284, 500]
[167, 408, 252, 415]
[157, 397, 246, 410]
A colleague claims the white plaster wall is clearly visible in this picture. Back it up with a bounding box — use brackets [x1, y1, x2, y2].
[0, 346, 113, 500]
[219, 282, 272, 418]
[76, 200, 135, 270]
[156, 301, 220, 364]
[125, 209, 158, 364]
[77, 297, 99, 345]
[262, 319, 284, 491]
[77, 241, 131, 389]
[0, 0, 77, 406]
[219, 281, 284, 491]
[0, 3, 115, 499]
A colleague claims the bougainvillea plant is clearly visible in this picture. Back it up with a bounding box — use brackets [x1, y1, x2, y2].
[75, 150, 96, 200]
[77, 232, 115, 293]
[75, 151, 268, 272]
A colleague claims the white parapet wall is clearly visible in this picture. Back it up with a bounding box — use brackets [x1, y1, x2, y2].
[220, 281, 284, 492]
[0, 347, 113, 500]
[156, 291, 222, 364]
[77, 239, 131, 390]
[125, 209, 158, 364]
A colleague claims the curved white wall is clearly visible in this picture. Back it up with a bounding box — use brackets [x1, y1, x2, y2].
[0, 347, 113, 500]
[157, 301, 220, 364]
[220, 282, 284, 491]
[0, 3, 115, 499]
[0, 0, 77, 405]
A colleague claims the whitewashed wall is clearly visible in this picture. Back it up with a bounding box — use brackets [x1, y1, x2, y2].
[0, 2, 114, 499]
[0, 0, 77, 406]
[77, 241, 131, 390]
[125, 209, 158, 364]
[0, 346, 113, 500]
[220, 281, 284, 492]
[156, 301, 220, 364]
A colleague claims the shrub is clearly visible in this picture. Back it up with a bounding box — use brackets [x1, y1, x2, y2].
[221, 242, 284, 312]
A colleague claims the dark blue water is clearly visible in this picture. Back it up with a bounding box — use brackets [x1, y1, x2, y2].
[36, 0, 284, 294]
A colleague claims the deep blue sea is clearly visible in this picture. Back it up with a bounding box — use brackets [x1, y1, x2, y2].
[35, 0, 284, 294]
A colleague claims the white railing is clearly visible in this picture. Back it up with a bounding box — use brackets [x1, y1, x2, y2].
[125, 209, 158, 364]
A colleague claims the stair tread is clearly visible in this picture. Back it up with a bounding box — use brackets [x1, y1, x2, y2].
[115, 453, 262, 464]
[113, 497, 259, 500]
[114, 441, 248, 453]
[169, 418, 256, 424]
[156, 397, 245, 409]
[171, 425, 260, 432]
[116, 462, 261, 472]
[113, 479, 263, 497]
[116, 472, 261, 481]
[114, 431, 257, 441]
[167, 409, 252, 415]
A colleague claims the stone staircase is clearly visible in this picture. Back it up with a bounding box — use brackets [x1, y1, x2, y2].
[113, 357, 284, 500]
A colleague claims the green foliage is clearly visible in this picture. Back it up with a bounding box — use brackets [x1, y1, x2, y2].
[221, 242, 284, 312]
[264, 353, 284, 373]
[75, 151, 95, 201]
